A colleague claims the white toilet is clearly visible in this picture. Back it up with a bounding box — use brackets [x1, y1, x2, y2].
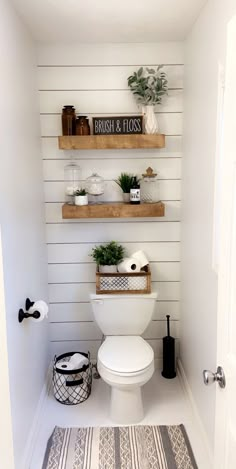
[90, 292, 158, 424]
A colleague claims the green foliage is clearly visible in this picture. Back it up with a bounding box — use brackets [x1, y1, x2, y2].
[115, 173, 135, 193]
[127, 65, 168, 105]
[91, 241, 125, 266]
[74, 189, 87, 196]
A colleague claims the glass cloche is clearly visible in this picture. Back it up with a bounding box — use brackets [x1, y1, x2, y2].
[85, 172, 104, 204]
[140, 167, 160, 203]
[64, 161, 80, 204]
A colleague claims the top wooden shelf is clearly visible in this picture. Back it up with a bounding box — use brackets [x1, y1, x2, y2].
[58, 134, 165, 150]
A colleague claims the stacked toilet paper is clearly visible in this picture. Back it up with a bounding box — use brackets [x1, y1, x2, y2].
[117, 250, 149, 273]
[29, 300, 49, 322]
[54, 353, 89, 403]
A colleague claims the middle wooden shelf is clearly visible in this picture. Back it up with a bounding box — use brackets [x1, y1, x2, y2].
[62, 202, 165, 219]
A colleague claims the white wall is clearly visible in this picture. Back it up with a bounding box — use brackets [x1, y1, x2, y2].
[0, 1, 49, 467]
[37, 42, 183, 364]
[182, 0, 236, 454]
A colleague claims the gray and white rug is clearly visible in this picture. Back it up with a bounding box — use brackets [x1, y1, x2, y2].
[42, 425, 198, 469]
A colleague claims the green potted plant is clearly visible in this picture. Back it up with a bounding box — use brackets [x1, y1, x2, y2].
[127, 66, 168, 134]
[74, 188, 88, 206]
[91, 241, 125, 273]
[115, 173, 135, 203]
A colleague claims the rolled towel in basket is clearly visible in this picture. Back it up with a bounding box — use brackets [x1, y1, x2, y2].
[69, 353, 89, 369]
[117, 258, 141, 273]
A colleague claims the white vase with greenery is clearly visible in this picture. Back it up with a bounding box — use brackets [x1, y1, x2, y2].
[128, 66, 168, 134]
[91, 241, 125, 273]
[115, 173, 135, 203]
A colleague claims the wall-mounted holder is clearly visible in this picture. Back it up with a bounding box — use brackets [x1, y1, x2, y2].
[18, 297, 40, 323]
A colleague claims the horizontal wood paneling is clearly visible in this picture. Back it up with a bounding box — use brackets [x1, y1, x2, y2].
[48, 301, 180, 322]
[46, 220, 181, 242]
[41, 136, 183, 159]
[44, 180, 181, 203]
[49, 282, 180, 303]
[43, 158, 181, 181]
[38, 65, 183, 90]
[49, 320, 179, 342]
[47, 242, 180, 263]
[37, 43, 184, 66]
[39, 44, 183, 361]
[40, 113, 183, 137]
[39, 89, 182, 114]
[48, 262, 180, 284]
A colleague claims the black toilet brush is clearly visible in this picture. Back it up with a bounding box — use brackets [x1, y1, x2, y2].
[161, 315, 176, 379]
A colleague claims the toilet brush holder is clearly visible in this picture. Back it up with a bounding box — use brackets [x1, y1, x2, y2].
[162, 315, 176, 379]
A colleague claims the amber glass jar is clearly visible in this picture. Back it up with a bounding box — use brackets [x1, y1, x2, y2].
[61, 105, 76, 135]
[76, 116, 90, 135]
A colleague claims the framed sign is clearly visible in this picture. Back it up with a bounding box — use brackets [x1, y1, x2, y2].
[93, 116, 143, 135]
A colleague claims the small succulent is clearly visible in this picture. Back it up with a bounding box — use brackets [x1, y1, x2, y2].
[74, 188, 87, 196]
[91, 241, 125, 266]
[128, 65, 168, 105]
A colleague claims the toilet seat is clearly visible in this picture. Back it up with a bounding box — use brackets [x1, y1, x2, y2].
[98, 336, 154, 374]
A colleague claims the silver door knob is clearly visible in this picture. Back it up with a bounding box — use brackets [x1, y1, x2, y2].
[203, 366, 226, 389]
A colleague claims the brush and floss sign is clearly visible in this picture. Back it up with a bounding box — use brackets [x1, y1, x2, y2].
[92, 116, 143, 135]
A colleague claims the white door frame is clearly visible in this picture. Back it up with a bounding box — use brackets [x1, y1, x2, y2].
[214, 14, 236, 469]
[0, 227, 15, 468]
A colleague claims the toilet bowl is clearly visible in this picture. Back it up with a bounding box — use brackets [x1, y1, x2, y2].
[97, 336, 154, 423]
[90, 291, 158, 423]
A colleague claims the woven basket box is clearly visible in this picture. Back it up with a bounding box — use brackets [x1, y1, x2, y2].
[96, 265, 151, 294]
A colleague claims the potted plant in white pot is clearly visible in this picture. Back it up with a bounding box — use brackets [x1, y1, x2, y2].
[74, 188, 88, 206]
[127, 65, 168, 134]
[115, 173, 135, 203]
[91, 241, 125, 273]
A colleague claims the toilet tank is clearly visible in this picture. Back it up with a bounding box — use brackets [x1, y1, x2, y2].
[90, 292, 158, 335]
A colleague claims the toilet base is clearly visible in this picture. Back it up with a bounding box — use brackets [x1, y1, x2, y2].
[110, 386, 144, 424]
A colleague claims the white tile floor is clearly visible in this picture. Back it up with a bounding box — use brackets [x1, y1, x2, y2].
[31, 370, 210, 469]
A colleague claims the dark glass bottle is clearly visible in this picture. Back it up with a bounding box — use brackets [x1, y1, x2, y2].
[76, 116, 90, 135]
[130, 177, 140, 204]
[61, 105, 76, 136]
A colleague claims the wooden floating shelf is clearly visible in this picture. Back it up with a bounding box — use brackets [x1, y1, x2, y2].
[58, 134, 165, 150]
[62, 202, 165, 219]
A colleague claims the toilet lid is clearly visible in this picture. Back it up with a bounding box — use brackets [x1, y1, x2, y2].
[98, 336, 154, 373]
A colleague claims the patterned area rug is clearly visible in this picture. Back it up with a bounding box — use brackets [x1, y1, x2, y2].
[42, 425, 198, 469]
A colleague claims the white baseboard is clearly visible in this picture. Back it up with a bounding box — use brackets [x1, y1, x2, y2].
[177, 359, 214, 468]
[21, 363, 52, 469]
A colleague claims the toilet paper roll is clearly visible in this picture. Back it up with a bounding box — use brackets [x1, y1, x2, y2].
[54, 374, 68, 401]
[131, 250, 149, 268]
[56, 361, 75, 371]
[117, 258, 141, 273]
[69, 353, 89, 369]
[29, 300, 49, 322]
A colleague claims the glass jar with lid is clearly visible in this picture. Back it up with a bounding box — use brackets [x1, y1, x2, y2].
[85, 172, 104, 204]
[140, 167, 160, 203]
[64, 161, 81, 204]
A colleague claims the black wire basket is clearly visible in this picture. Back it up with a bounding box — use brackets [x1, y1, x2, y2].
[53, 351, 92, 405]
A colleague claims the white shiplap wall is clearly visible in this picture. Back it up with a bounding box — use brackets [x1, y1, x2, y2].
[38, 43, 183, 364]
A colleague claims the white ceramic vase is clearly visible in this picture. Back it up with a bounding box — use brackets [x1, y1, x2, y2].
[99, 265, 117, 273]
[143, 105, 159, 134]
[75, 195, 88, 206]
[122, 193, 130, 203]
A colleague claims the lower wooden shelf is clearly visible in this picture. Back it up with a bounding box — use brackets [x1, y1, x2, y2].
[62, 202, 165, 219]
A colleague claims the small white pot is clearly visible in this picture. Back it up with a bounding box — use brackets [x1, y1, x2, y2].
[75, 195, 88, 206]
[122, 193, 130, 203]
[99, 265, 117, 273]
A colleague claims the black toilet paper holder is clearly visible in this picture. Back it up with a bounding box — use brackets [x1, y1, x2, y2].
[18, 298, 41, 323]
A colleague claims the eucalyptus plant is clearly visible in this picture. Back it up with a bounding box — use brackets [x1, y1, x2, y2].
[91, 241, 125, 266]
[127, 65, 168, 105]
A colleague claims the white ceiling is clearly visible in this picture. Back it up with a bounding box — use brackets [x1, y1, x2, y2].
[12, 0, 207, 42]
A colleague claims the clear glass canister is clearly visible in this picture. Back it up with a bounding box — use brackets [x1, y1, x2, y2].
[85, 172, 104, 204]
[140, 167, 160, 203]
[64, 161, 81, 204]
